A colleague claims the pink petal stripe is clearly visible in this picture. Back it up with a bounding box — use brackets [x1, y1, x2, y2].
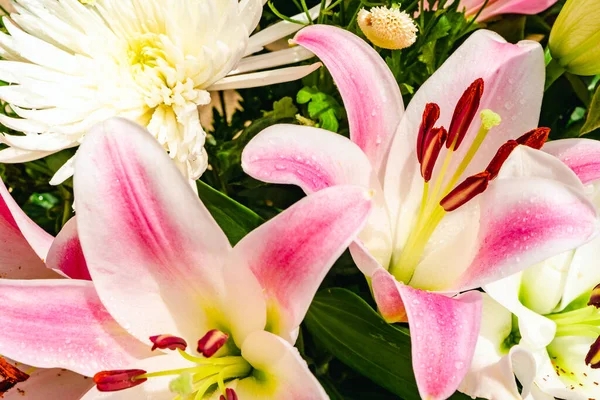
[242, 124, 373, 193]
[456, 177, 598, 291]
[0, 280, 151, 377]
[74, 118, 232, 345]
[293, 25, 404, 177]
[543, 139, 600, 185]
[371, 267, 407, 323]
[0, 178, 53, 259]
[398, 285, 482, 400]
[229, 185, 373, 340]
[46, 217, 91, 280]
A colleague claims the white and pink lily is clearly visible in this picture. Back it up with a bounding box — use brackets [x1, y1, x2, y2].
[462, 138, 600, 400]
[241, 25, 598, 399]
[0, 177, 93, 396]
[0, 117, 373, 399]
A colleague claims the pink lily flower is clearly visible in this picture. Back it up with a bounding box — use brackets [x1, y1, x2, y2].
[0, 118, 373, 399]
[241, 26, 598, 399]
[0, 178, 93, 396]
[456, 0, 559, 22]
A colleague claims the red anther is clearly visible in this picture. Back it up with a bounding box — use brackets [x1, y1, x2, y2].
[219, 388, 239, 400]
[440, 171, 490, 212]
[586, 336, 600, 368]
[588, 283, 600, 308]
[197, 329, 229, 358]
[485, 140, 519, 180]
[417, 103, 441, 163]
[447, 78, 485, 150]
[0, 357, 29, 394]
[516, 127, 550, 150]
[420, 127, 448, 182]
[93, 369, 147, 392]
[149, 334, 187, 351]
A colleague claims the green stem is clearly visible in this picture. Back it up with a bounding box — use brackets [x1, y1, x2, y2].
[545, 58, 566, 91]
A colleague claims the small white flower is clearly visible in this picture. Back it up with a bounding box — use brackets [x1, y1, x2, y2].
[0, 0, 323, 183]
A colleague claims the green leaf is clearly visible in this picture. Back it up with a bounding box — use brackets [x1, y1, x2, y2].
[305, 288, 475, 400]
[582, 87, 600, 136]
[296, 86, 343, 132]
[305, 288, 419, 399]
[271, 97, 298, 119]
[196, 180, 264, 245]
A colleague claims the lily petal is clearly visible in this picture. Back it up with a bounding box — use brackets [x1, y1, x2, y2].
[45, 217, 91, 280]
[544, 138, 600, 185]
[398, 285, 482, 400]
[242, 124, 393, 269]
[0, 178, 53, 259]
[0, 179, 56, 279]
[74, 118, 232, 345]
[227, 185, 373, 342]
[485, 273, 557, 348]
[460, 294, 537, 400]
[0, 280, 151, 376]
[293, 24, 404, 176]
[463, 0, 559, 22]
[239, 330, 328, 399]
[371, 267, 407, 323]
[384, 30, 544, 249]
[242, 124, 373, 192]
[3, 362, 93, 399]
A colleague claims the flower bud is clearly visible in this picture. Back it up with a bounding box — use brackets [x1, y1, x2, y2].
[549, 0, 600, 76]
[358, 6, 418, 50]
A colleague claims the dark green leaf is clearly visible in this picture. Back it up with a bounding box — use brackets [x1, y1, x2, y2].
[305, 288, 419, 399]
[196, 180, 264, 245]
[582, 87, 600, 136]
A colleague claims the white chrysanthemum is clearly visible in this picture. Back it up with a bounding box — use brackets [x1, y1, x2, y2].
[0, 0, 323, 183]
[357, 6, 418, 50]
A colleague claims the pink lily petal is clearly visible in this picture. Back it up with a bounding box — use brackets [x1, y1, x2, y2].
[293, 25, 404, 176]
[242, 125, 393, 268]
[543, 138, 600, 185]
[398, 285, 482, 400]
[455, 175, 597, 291]
[0, 178, 53, 259]
[239, 330, 328, 399]
[384, 30, 544, 247]
[45, 217, 91, 280]
[460, 0, 559, 22]
[242, 124, 373, 192]
[0, 280, 151, 377]
[74, 118, 232, 345]
[3, 361, 93, 399]
[371, 267, 407, 323]
[227, 185, 373, 342]
[0, 178, 56, 279]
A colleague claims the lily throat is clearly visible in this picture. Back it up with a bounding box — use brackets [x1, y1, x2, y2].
[93, 330, 251, 400]
[390, 78, 551, 284]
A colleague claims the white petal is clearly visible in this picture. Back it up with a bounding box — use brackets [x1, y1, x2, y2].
[208, 63, 321, 91]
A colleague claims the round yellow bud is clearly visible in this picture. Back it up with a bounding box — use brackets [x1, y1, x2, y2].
[357, 6, 418, 50]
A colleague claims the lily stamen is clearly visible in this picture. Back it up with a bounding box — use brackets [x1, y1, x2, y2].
[150, 334, 188, 351]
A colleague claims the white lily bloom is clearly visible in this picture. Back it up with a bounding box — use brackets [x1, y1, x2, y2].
[0, 0, 323, 183]
[460, 138, 600, 400]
